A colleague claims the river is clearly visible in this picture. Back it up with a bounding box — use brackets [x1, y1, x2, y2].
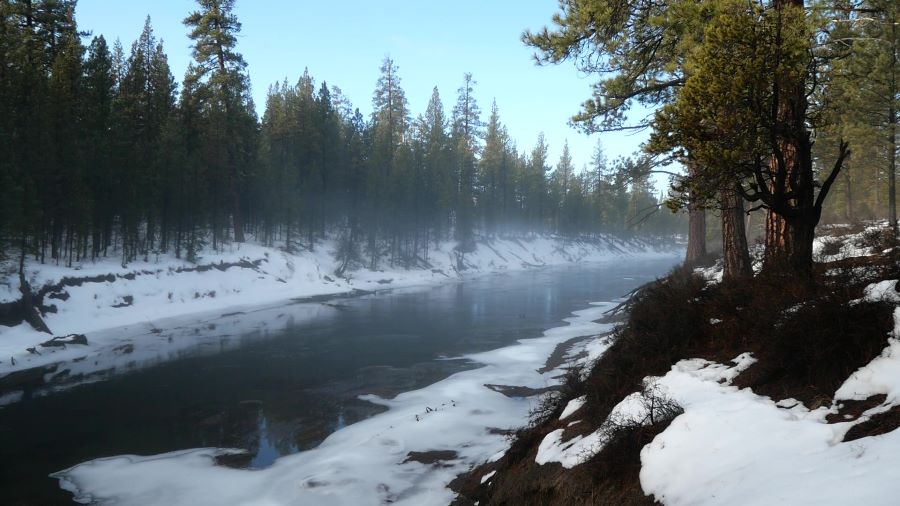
[0, 258, 677, 504]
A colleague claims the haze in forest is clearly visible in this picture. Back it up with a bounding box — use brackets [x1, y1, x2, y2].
[0, 0, 683, 271]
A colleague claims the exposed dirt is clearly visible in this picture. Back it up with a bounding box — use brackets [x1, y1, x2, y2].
[484, 384, 560, 398]
[844, 405, 900, 442]
[404, 450, 459, 466]
[826, 395, 888, 424]
[538, 331, 613, 374]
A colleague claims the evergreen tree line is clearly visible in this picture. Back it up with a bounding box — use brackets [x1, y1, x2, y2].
[0, 0, 682, 273]
[815, 0, 898, 226]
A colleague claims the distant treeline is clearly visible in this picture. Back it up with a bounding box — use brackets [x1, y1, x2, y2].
[0, 0, 682, 271]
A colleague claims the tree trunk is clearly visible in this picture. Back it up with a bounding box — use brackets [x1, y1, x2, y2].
[19, 243, 51, 334]
[764, 209, 791, 270]
[889, 91, 897, 236]
[890, 12, 898, 237]
[788, 210, 817, 276]
[763, 0, 816, 275]
[684, 204, 707, 268]
[721, 184, 752, 280]
[844, 171, 853, 222]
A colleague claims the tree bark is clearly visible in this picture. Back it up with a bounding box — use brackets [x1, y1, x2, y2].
[787, 211, 817, 275]
[762, 0, 816, 276]
[890, 11, 897, 237]
[721, 184, 752, 280]
[684, 204, 707, 268]
[19, 243, 51, 334]
[889, 63, 897, 236]
[764, 209, 792, 270]
[844, 171, 853, 222]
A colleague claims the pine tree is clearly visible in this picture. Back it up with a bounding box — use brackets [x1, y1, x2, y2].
[369, 56, 409, 267]
[818, 0, 898, 233]
[113, 18, 175, 262]
[452, 73, 482, 250]
[653, 0, 849, 275]
[47, 20, 84, 265]
[183, 0, 255, 244]
[82, 35, 115, 258]
[524, 0, 724, 267]
[422, 87, 453, 241]
[479, 100, 511, 234]
[551, 141, 574, 233]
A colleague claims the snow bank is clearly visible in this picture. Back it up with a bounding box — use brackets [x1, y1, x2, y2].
[0, 300, 341, 406]
[0, 235, 677, 377]
[862, 280, 900, 304]
[814, 223, 886, 262]
[534, 356, 755, 471]
[559, 396, 586, 420]
[835, 307, 900, 403]
[640, 348, 900, 505]
[53, 301, 625, 506]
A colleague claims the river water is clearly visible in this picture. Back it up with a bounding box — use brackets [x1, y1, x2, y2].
[0, 258, 677, 504]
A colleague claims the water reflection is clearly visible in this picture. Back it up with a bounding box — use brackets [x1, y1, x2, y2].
[0, 301, 340, 406]
[250, 413, 299, 469]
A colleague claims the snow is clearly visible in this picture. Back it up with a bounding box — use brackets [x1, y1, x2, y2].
[640, 345, 900, 505]
[536, 391, 646, 469]
[534, 389, 645, 469]
[0, 235, 678, 379]
[637, 225, 900, 505]
[559, 396, 586, 420]
[0, 301, 341, 406]
[813, 224, 886, 262]
[53, 299, 631, 506]
[480, 470, 497, 484]
[835, 307, 900, 403]
[536, 354, 759, 471]
[862, 280, 900, 303]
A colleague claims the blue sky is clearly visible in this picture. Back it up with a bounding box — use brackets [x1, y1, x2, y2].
[76, 0, 655, 178]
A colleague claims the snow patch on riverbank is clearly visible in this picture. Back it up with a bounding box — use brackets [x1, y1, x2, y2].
[0, 235, 677, 376]
[54, 301, 624, 505]
[639, 314, 900, 506]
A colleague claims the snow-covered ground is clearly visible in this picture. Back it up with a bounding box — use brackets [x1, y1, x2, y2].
[527, 251, 900, 504]
[527, 307, 900, 505]
[635, 232, 900, 505]
[638, 311, 900, 505]
[53, 300, 624, 506]
[0, 235, 675, 378]
[814, 222, 891, 262]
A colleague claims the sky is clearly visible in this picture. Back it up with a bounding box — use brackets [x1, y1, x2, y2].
[75, 0, 658, 181]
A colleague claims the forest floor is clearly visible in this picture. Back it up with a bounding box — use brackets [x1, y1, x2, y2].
[451, 222, 900, 505]
[0, 234, 675, 391]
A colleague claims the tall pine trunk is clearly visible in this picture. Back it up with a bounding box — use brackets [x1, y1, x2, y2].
[889, 65, 897, 236]
[763, 0, 818, 276]
[684, 163, 707, 268]
[844, 171, 853, 222]
[721, 184, 752, 280]
[684, 204, 707, 267]
[764, 209, 791, 269]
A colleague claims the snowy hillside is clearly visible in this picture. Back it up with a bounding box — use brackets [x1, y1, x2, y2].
[452, 223, 900, 505]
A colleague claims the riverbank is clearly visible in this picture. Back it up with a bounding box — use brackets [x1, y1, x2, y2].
[51, 294, 636, 505]
[0, 235, 677, 379]
[453, 223, 900, 505]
